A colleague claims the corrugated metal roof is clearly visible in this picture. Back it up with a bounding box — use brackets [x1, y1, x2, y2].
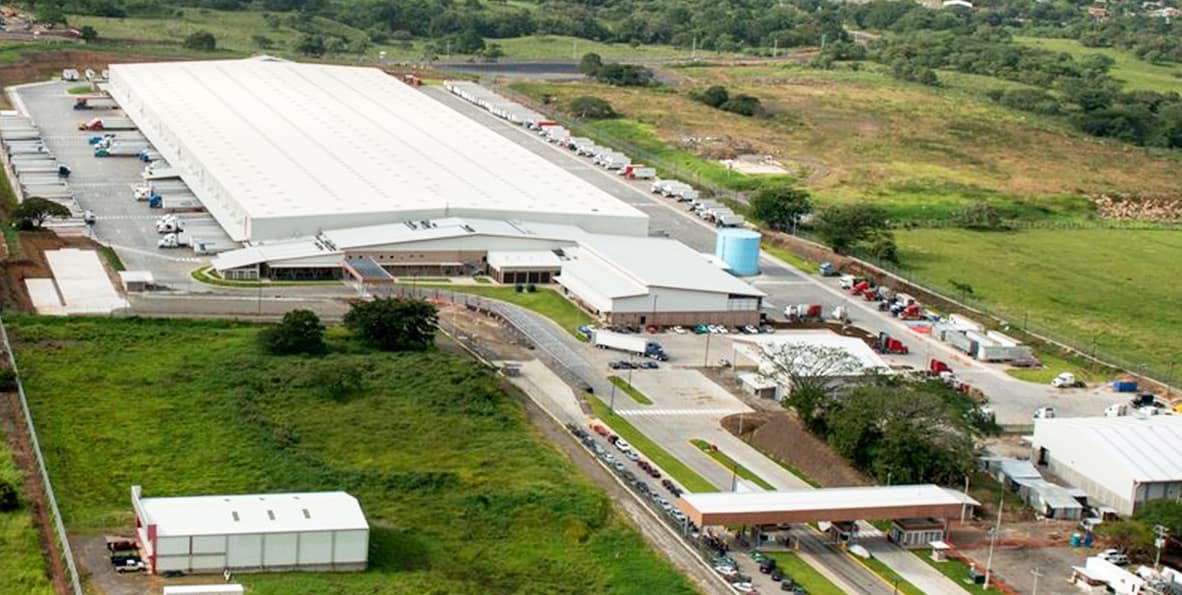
[137, 490, 368, 537]
[108, 59, 647, 240]
[1034, 416, 1182, 483]
[682, 485, 978, 515]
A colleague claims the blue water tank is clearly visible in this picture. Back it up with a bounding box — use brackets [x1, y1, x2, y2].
[714, 228, 761, 276]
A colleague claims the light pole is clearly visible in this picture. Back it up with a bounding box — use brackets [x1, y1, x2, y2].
[983, 495, 1003, 590]
[704, 331, 712, 367]
[1154, 525, 1169, 570]
[961, 474, 971, 525]
[651, 294, 659, 329]
[1030, 567, 1043, 595]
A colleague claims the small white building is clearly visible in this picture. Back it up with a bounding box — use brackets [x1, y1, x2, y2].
[1032, 416, 1182, 515]
[132, 485, 368, 575]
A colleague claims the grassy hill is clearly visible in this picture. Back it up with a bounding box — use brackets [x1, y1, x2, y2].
[8, 316, 693, 595]
[510, 63, 1181, 220]
[0, 438, 53, 595]
[1016, 36, 1182, 93]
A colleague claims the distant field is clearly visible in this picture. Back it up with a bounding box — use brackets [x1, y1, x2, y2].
[896, 228, 1182, 374]
[1016, 37, 1182, 93]
[9, 317, 693, 595]
[509, 64, 1181, 221]
[0, 434, 53, 595]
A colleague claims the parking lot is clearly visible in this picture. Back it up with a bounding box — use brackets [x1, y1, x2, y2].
[12, 80, 232, 287]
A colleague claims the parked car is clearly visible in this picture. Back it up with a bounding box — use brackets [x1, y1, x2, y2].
[640, 361, 659, 369]
[1099, 549, 1130, 565]
[770, 569, 784, 582]
[615, 438, 632, 451]
[694, 324, 710, 334]
[113, 557, 145, 573]
[623, 449, 640, 462]
[742, 325, 759, 334]
[671, 326, 687, 334]
[609, 361, 635, 370]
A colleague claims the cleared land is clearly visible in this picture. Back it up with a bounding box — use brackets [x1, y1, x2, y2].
[1016, 36, 1182, 93]
[510, 64, 1182, 220]
[0, 434, 54, 595]
[896, 228, 1182, 374]
[8, 316, 694, 594]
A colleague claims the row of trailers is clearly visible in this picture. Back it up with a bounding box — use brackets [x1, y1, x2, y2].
[441, 80, 750, 230]
[0, 112, 78, 216]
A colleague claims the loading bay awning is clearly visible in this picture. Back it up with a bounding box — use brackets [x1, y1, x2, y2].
[678, 485, 979, 527]
[342, 256, 394, 284]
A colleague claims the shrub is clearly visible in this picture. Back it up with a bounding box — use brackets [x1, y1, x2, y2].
[568, 96, 617, 119]
[183, 31, 217, 51]
[259, 309, 326, 355]
[0, 480, 17, 512]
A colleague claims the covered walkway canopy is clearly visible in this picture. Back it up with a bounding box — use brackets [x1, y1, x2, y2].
[678, 485, 978, 527]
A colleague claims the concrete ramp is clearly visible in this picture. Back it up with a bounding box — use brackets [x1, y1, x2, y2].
[25, 278, 66, 315]
[43, 248, 128, 314]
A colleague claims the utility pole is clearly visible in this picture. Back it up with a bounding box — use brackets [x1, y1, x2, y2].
[1154, 525, 1169, 570]
[961, 475, 970, 525]
[983, 495, 1003, 590]
[703, 331, 712, 367]
[1030, 567, 1043, 595]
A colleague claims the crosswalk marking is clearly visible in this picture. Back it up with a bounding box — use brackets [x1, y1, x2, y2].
[614, 408, 748, 418]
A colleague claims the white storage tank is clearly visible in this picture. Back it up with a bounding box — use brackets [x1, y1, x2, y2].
[715, 228, 761, 276]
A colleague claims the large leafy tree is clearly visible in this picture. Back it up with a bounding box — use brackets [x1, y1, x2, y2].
[344, 297, 438, 351]
[13, 197, 70, 229]
[748, 185, 812, 232]
[813, 202, 897, 262]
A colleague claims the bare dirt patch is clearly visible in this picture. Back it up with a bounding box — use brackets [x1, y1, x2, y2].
[721, 409, 872, 487]
[0, 232, 107, 313]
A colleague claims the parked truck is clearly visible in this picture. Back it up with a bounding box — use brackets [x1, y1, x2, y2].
[591, 329, 667, 359]
[622, 164, 656, 180]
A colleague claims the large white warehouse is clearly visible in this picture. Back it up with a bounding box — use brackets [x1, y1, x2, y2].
[131, 485, 369, 574]
[106, 57, 648, 242]
[1031, 416, 1182, 515]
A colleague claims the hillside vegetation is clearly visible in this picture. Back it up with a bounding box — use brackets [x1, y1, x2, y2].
[0, 436, 53, 595]
[8, 316, 693, 595]
[511, 64, 1180, 221]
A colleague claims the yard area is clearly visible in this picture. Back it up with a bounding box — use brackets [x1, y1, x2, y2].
[763, 551, 844, 595]
[896, 228, 1182, 375]
[0, 434, 53, 595]
[8, 316, 693, 594]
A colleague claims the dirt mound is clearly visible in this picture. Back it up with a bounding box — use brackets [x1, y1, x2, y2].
[721, 410, 871, 487]
[1094, 194, 1182, 221]
[677, 135, 757, 160]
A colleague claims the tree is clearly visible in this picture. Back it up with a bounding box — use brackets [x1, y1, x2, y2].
[0, 480, 16, 512]
[749, 185, 811, 232]
[719, 94, 763, 116]
[813, 203, 892, 254]
[578, 52, 603, 77]
[568, 96, 617, 119]
[760, 342, 867, 399]
[297, 34, 326, 57]
[1135, 500, 1182, 536]
[259, 309, 326, 355]
[78, 26, 98, 42]
[251, 34, 275, 49]
[36, 6, 67, 25]
[183, 31, 217, 51]
[343, 297, 438, 351]
[13, 197, 70, 229]
[1097, 520, 1155, 559]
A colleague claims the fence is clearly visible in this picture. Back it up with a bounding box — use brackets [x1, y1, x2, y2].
[0, 314, 83, 595]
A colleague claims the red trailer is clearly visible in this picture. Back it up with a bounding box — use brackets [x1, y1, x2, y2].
[851, 280, 871, 296]
[877, 332, 910, 354]
[929, 359, 951, 373]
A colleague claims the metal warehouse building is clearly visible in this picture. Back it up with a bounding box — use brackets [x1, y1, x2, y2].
[131, 485, 369, 575]
[1031, 416, 1182, 515]
[106, 57, 648, 242]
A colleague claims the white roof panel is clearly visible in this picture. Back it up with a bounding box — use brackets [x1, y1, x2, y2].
[108, 59, 646, 240]
[683, 485, 977, 515]
[1034, 416, 1182, 483]
[137, 490, 368, 537]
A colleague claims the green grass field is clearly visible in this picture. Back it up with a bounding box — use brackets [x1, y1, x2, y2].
[608, 376, 653, 405]
[896, 228, 1182, 375]
[438, 285, 595, 339]
[0, 434, 54, 595]
[921, 553, 992, 595]
[1016, 37, 1182, 93]
[762, 242, 820, 275]
[689, 439, 774, 490]
[763, 551, 845, 595]
[8, 316, 693, 595]
[587, 395, 716, 493]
